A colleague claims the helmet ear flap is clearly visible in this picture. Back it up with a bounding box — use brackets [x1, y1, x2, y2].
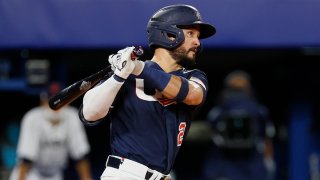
[147, 25, 185, 49]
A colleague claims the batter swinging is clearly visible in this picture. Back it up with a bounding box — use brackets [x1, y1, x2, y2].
[79, 4, 216, 180]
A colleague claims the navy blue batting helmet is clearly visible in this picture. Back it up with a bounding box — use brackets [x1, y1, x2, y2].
[147, 4, 216, 49]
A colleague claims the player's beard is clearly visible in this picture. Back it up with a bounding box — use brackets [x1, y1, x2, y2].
[169, 46, 197, 69]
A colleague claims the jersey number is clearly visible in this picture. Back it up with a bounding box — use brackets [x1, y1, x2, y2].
[177, 122, 186, 146]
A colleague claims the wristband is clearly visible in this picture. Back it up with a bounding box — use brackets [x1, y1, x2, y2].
[175, 77, 189, 102]
[140, 66, 171, 91]
[113, 74, 125, 83]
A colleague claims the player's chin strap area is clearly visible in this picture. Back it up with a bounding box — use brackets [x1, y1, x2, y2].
[106, 155, 170, 180]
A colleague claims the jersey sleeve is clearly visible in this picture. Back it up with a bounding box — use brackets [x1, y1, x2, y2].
[189, 70, 208, 89]
[188, 69, 209, 103]
[66, 107, 91, 160]
[78, 104, 106, 126]
[17, 109, 41, 161]
[78, 71, 117, 126]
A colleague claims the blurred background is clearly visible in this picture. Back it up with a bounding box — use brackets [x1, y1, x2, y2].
[1, 0, 320, 180]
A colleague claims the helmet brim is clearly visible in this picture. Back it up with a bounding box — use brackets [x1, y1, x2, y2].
[196, 22, 216, 39]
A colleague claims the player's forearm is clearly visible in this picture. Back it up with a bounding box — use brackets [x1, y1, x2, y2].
[183, 80, 204, 105]
[82, 75, 123, 121]
[161, 75, 204, 105]
[140, 66, 204, 105]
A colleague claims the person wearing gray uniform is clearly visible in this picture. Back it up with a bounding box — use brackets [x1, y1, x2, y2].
[9, 82, 92, 180]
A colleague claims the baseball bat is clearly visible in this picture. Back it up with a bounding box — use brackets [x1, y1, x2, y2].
[48, 46, 144, 110]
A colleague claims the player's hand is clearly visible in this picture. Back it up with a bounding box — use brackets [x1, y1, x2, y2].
[132, 60, 145, 76]
[108, 46, 136, 79]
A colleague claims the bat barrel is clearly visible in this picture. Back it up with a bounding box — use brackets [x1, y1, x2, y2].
[48, 66, 111, 110]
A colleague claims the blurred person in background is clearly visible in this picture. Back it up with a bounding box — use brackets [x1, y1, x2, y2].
[9, 82, 92, 180]
[202, 70, 276, 180]
[0, 119, 20, 179]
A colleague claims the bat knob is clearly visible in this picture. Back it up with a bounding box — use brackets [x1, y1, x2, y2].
[132, 46, 144, 58]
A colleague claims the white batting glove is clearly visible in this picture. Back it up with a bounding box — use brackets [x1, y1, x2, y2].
[108, 46, 136, 79]
[132, 60, 145, 76]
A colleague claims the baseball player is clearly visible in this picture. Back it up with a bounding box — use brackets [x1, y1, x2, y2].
[9, 82, 92, 180]
[79, 4, 216, 180]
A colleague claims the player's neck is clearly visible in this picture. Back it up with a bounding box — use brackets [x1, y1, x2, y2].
[151, 49, 182, 72]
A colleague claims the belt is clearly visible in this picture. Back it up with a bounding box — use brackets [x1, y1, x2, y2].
[106, 155, 169, 180]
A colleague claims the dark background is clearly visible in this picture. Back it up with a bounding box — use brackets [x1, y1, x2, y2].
[1, 47, 319, 180]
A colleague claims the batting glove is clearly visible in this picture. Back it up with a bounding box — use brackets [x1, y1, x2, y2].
[108, 46, 136, 79]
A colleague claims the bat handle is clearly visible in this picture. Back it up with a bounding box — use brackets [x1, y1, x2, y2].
[131, 46, 144, 60]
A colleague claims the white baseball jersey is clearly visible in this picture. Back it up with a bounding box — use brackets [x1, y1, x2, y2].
[9, 105, 90, 180]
